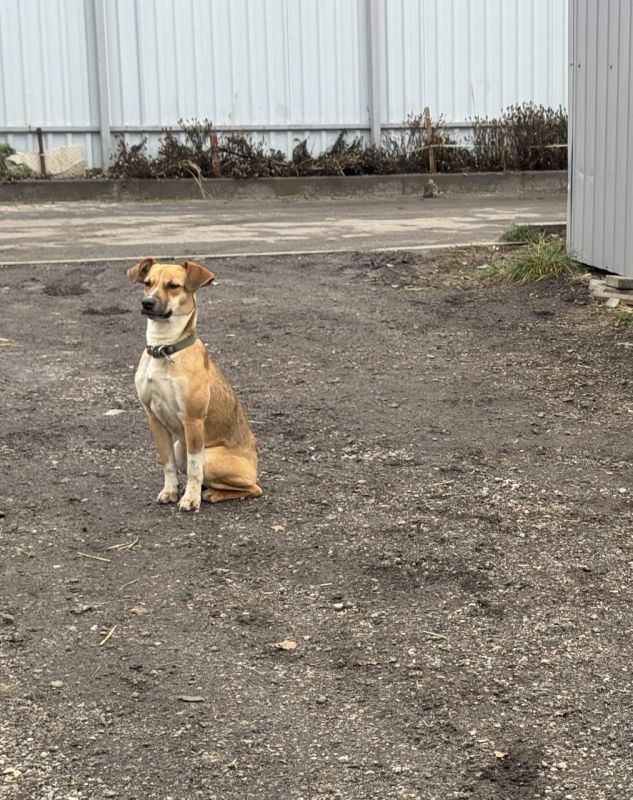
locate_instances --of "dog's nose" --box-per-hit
[141,296,156,310]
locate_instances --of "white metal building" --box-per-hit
[568,0,633,277]
[0,0,568,169]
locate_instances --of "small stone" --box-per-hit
[1,613,15,624]
[605,297,621,308]
[269,639,298,651]
[104,409,125,416]
[177,695,205,703]
[316,695,328,705]
[50,680,64,689]
[332,602,345,611]
[71,605,93,615]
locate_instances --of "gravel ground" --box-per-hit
[1,247,633,800]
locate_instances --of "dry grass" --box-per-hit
[498,224,544,244]
[479,236,578,285]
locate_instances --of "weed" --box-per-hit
[499,224,544,244]
[486,236,578,285]
[614,308,633,325]
[475,263,506,280]
[0,143,33,180]
[0,143,13,177]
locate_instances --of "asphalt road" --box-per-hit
[0,194,566,265]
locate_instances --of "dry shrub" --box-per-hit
[108,105,567,179]
[219,133,288,178]
[471,103,567,171]
[380,114,471,173]
[109,137,157,178]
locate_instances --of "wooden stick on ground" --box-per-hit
[78,552,111,563]
[99,625,117,646]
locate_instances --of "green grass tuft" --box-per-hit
[498,224,543,244]
[614,308,633,325]
[480,236,578,285]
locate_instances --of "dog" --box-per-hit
[127,257,262,512]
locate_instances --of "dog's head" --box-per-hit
[127,258,215,320]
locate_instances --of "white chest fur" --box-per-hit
[135,355,184,435]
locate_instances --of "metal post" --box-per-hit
[93,0,112,170]
[368,0,382,146]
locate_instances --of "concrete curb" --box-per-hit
[0,171,568,204]
[0,239,553,269]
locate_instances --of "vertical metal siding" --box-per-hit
[105,0,368,126]
[569,0,633,275]
[0,0,100,165]
[382,0,567,125]
[0,0,567,168]
[103,0,369,157]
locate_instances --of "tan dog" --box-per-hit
[127,257,262,512]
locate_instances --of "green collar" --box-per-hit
[146,333,197,359]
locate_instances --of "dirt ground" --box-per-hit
[1,246,633,800]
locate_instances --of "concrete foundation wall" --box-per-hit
[0,172,568,205]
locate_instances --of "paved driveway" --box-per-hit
[0,193,566,265]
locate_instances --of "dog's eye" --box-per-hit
[143,280,151,287]
[166,283,182,290]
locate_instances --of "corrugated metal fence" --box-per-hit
[568,0,633,276]
[0,0,568,168]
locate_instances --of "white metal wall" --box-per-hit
[568,0,633,276]
[0,0,102,164]
[104,0,370,156]
[0,0,568,168]
[381,0,568,127]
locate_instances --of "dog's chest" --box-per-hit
[135,356,183,432]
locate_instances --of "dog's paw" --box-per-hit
[178,494,200,513]
[157,487,179,504]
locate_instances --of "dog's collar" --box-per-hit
[146,333,197,359]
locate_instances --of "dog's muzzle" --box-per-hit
[141,296,172,319]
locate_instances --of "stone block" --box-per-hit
[605,274,633,290]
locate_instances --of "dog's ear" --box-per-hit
[181,261,215,291]
[127,257,156,284]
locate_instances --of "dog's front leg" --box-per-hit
[178,419,205,512]
[144,406,179,504]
